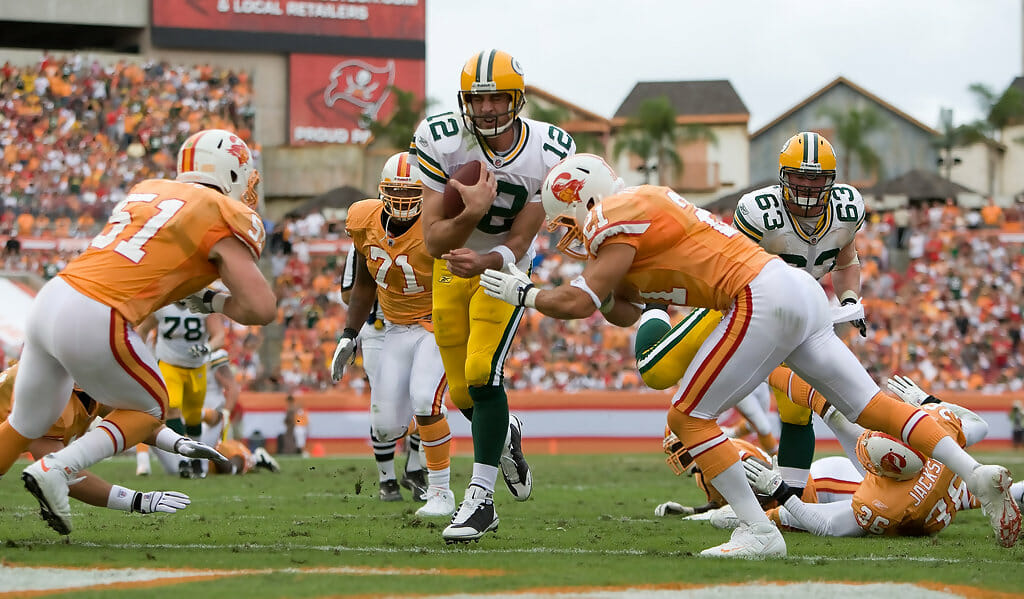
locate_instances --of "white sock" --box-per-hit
[377,460,396,482]
[930,436,981,480]
[709,461,771,524]
[469,463,499,494]
[50,428,116,472]
[428,467,451,490]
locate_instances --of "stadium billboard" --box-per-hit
[151,0,425,55]
[288,53,424,145]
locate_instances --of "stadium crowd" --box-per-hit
[2,56,1022,397]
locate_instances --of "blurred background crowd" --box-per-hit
[3,57,1023,397]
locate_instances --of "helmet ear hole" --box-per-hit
[230,171,238,183]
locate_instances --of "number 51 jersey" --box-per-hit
[732,184,865,281]
[411,113,575,265]
[60,179,266,325]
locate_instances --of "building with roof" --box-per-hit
[749,77,940,190]
[611,80,750,203]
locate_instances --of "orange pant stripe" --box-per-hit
[109,310,167,418]
[674,286,753,413]
[432,375,448,417]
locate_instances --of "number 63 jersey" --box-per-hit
[732,184,865,281]
[60,179,266,325]
[412,113,574,265]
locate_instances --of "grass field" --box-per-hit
[2,450,1024,598]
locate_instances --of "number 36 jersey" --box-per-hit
[411,113,575,265]
[60,179,266,325]
[732,184,864,281]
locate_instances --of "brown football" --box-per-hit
[442,161,483,218]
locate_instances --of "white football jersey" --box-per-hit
[412,113,575,265]
[153,302,211,368]
[732,184,865,281]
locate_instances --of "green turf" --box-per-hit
[1,451,1023,597]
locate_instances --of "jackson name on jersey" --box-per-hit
[412,113,575,265]
[732,184,865,281]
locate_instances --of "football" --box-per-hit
[442,161,483,218]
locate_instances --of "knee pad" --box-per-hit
[371,424,409,444]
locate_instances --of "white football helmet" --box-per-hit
[541,153,624,260]
[855,430,927,481]
[176,129,260,209]
[379,152,423,220]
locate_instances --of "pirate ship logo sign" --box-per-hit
[324,59,396,122]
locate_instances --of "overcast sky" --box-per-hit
[425,0,1022,132]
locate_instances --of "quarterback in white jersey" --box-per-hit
[413,49,574,543]
[730,132,866,500]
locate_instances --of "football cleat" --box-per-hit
[443,485,498,543]
[190,458,206,479]
[709,505,741,530]
[968,464,1021,548]
[400,468,428,502]
[699,522,786,559]
[500,414,532,501]
[253,447,281,473]
[416,487,456,517]
[378,479,403,502]
[135,458,151,477]
[178,460,193,479]
[22,455,74,535]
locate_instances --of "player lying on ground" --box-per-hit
[0,362,226,517]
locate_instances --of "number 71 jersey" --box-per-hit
[732,184,864,281]
[60,178,265,325]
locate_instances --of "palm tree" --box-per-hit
[932,107,986,181]
[613,96,680,185]
[967,83,1024,143]
[360,86,435,150]
[817,105,887,183]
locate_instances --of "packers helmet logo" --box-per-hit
[227,140,250,166]
[510,57,523,76]
[550,172,584,204]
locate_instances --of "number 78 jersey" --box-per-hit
[412,113,574,260]
[60,178,265,325]
[732,184,864,281]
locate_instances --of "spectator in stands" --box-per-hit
[1011,401,1024,450]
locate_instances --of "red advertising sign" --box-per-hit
[289,53,424,145]
[152,0,425,40]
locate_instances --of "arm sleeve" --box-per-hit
[340,249,357,292]
[777,498,866,537]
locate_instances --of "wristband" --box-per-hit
[107,485,136,511]
[839,290,859,305]
[490,244,516,268]
[155,426,184,453]
[772,481,800,504]
[342,327,359,340]
[521,286,539,309]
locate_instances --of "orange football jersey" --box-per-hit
[851,403,976,536]
[60,179,266,325]
[0,364,99,445]
[583,186,775,311]
[215,439,253,474]
[345,199,432,325]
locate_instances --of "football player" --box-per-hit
[741,375,1024,539]
[480,153,1020,556]
[136,301,226,478]
[412,49,575,541]
[0,361,226,520]
[332,152,456,518]
[339,246,427,502]
[0,129,277,535]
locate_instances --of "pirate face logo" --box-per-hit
[323,59,396,121]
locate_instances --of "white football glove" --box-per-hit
[480,264,536,307]
[330,328,358,383]
[838,291,867,337]
[654,501,694,517]
[183,290,226,314]
[188,343,211,359]
[174,438,229,465]
[134,490,191,514]
[886,374,931,407]
[743,456,784,497]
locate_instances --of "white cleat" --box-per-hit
[968,464,1021,548]
[708,505,740,529]
[135,461,151,476]
[21,454,75,535]
[500,414,532,501]
[253,447,281,473]
[415,487,456,517]
[700,521,786,559]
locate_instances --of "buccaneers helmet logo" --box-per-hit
[879,450,908,476]
[226,139,250,166]
[550,172,584,204]
[324,59,396,121]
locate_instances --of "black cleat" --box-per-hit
[379,479,403,502]
[400,468,428,502]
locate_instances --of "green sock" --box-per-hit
[634,315,672,357]
[166,417,186,435]
[467,385,509,467]
[185,423,202,438]
[778,421,815,470]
